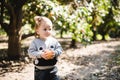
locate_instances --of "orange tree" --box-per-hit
[89,0,120,40]
[52,1,93,47]
[1,0,119,60]
[0,0,58,60]
[23,0,93,48]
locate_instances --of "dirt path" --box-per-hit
[0,40,120,80]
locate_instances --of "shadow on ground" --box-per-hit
[0,46,30,77]
[0,37,120,80]
[59,41,120,80]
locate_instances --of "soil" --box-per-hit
[0,37,120,80]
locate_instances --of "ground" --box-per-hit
[0,37,120,80]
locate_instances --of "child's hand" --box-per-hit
[41,50,55,60]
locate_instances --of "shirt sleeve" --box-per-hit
[28,41,43,59]
[54,40,63,57]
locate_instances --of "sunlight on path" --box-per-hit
[57,41,120,79]
[0,40,120,80]
[0,64,34,80]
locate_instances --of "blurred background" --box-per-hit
[0,0,120,80]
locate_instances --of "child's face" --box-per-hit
[36,21,52,40]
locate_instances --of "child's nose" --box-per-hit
[46,30,49,33]
[46,30,51,34]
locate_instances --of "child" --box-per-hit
[28,16,63,80]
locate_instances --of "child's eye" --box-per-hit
[44,28,47,31]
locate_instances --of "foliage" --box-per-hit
[1,0,120,46]
[22,0,93,45]
[0,28,6,36]
[0,0,120,60]
[91,0,120,40]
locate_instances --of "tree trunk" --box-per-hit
[70,29,77,48]
[70,38,77,48]
[92,28,97,40]
[98,8,113,41]
[1,0,28,60]
[8,33,21,60]
[7,7,22,60]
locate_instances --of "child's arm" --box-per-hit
[53,41,63,57]
[28,41,43,59]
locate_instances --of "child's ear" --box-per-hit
[35,28,39,34]
[36,30,39,34]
